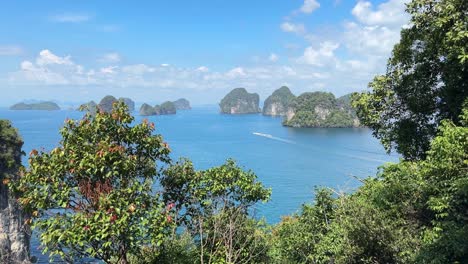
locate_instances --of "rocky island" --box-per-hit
[79,96,135,113]
[283,92,359,128]
[173,98,191,110]
[262,86,296,116]
[219,88,260,114]
[10,101,60,111]
[77,100,98,112]
[139,101,177,116]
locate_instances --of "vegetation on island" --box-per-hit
[139,101,177,116]
[283,92,358,128]
[3,0,467,263]
[10,101,60,111]
[173,98,191,110]
[262,86,296,116]
[219,88,260,114]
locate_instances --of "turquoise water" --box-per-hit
[0,106,398,262]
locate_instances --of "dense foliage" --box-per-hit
[0,120,23,182]
[119,97,135,112]
[160,158,271,264]
[352,0,468,160]
[16,102,173,263]
[219,88,260,114]
[283,92,358,128]
[272,104,468,263]
[10,101,60,111]
[262,86,296,116]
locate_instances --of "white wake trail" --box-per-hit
[252,132,296,144]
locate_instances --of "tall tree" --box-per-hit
[16,102,172,263]
[352,0,467,160]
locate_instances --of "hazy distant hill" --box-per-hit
[10,101,60,111]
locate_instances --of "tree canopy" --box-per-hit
[352,0,468,160]
[17,102,173,263]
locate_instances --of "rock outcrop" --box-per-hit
[283,92,359,128]
[139,101,177,116]
[10,102,60,111]
[77,100,98,112]
[219,88,260,114]
[0,120,31,263]
[173,98,191,110]
[262,86,296,116]
[98,95,118,113]
[140,103,156,116]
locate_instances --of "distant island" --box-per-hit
[10,101,60,111]
[173,98,191,110]
[78,96,135,113]
[139,101,177,116]
[219,88,260,114]
[283,92,360,128]
[263,86,296,116]
[77,100,97,112]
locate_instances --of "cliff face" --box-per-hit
[98,95,118,113]
[173,98,191,110]
[262,86,296,116]
[219,88,260,114]
[283,92,359,128]
[0,120,31,263]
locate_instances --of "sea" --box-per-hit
[0,105,399,262]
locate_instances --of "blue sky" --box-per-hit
[0,0,409,106]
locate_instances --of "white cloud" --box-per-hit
[300,0,320,14]
[344,22,401,56]
[36,50,73,66]
[298,42,339,66]
[50,13,90,23]
[352,0,409,27]
[161,63,170,67]
[98,53,121,63]
[0,45,23,56]
[197,66,209,72]
[280,22,306,35]
[226,67,247,78]
[269,53,279,62]
[100,66,118,74]
[121,64,156,75]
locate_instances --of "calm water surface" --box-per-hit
[0,106,399,262]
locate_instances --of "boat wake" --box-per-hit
[252,132,296,144]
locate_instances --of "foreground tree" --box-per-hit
[16,102,172,263]
[161,158,271,264]
[352,0,468,160]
